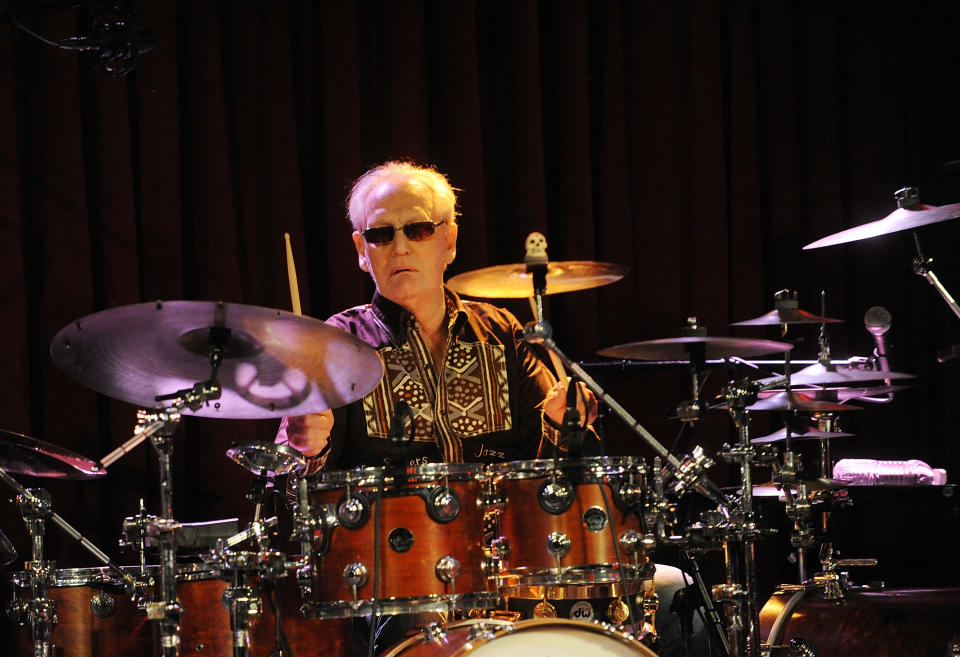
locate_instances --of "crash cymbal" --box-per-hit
[50,301,384,419]
[226,441,305,477]
[0,430,105,479]
[757,362,916,387]
[447,260,626,298]
[745,390,858,412]
[751,426,854,444]
[804,199,960,250]
[598,336,792,361]
[751,478,848,498]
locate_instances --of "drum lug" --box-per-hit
[785,637,817,657]
[435,555,462,588]
[546,531,571,561]
[89,590,117,619]
[426,486,461,524]
[336,492,370,530]
[343,561,369,599]
[538,478,575,515]
[420,622,449,645]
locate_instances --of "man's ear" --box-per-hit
[445,223,458,265]
[352,231,369,272]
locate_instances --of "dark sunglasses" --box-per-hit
[362,219,446,245]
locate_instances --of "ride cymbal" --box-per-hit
[50,301,384,419]
[447,260,626,298]
[598,336,792,361]
[0,430,105,479]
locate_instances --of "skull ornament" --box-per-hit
[525,232,548,261]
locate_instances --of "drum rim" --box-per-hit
[309,462,487,488]
[487,457,644,479]
[381,617,652,657]
[302,591,500,619]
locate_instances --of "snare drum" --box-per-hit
[381,617,657,657]
[488,457,648,584]
[760,587,960,656]
[305,463,497,617]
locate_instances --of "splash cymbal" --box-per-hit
[50,301,384,419]
[226,441,305,477]
[447,260,626,298]
[0,430,105,479]
[598,336,792,361]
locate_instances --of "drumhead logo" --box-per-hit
[569,601,594,621]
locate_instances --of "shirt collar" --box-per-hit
[371,286,468,343]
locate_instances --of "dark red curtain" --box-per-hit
[1,0,959,574]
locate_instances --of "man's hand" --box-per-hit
[276,409,334,457]
[543,378,598,428]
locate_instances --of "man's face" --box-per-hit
[352,178,457,310]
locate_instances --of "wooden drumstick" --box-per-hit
[528,296,567,382]
[284,232,303,316]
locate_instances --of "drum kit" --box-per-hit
[1,189,960,657]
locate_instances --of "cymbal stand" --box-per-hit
[909,213,960,322]
[713,380,769,657]
[130,380,221,657]
[0,467,137,657]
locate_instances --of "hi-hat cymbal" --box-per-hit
[804,201,960,250]
[745,391,858,412]
[50,301,385,419]
[0,430,106,479]
[757,362,916,387]
[598,336,792,361]
[751,426,854,444]
[751,478,848,498]
[447,260,626,298]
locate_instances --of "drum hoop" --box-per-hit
[382,618,650,657]
[303,591,500,619]
[488,457,643,480]
[310,462,485,488]
[765,589,808,645]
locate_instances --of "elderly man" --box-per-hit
[277,161,707,657]
[276,160,587,468]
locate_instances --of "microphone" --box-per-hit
[57,11,155,76]
[388,401,414,469]
[0,529,17,566]
[864,306,892,373]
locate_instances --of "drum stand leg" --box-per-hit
[0,467,141,657]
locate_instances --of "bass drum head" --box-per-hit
[760,587,960,657]
[382,618,656,657]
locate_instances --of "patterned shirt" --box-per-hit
[278,287,559,472]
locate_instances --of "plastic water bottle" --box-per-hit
[833,458,948,486]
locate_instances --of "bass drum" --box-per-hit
[760,587,960,657]
[381,618,656,657]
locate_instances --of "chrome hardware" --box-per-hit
[435,556,462,587]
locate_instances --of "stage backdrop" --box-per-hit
[1,1,959,577]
